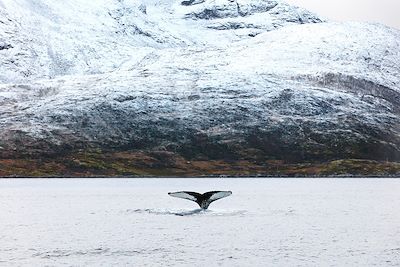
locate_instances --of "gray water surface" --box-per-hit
[0,178,399,266]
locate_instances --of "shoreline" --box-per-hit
[1,158,399,178]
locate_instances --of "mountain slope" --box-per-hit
[0,0,399,176]
[0,0,322,83]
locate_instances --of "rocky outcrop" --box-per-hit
[180,0,322,36]
[184,0,279,19]
[0,42,12,50]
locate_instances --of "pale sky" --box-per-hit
[285,0,400,29]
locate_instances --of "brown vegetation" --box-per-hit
[1,150,399,177]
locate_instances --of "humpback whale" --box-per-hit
[168,191,232,209]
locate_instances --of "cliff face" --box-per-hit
[0,0,399,177]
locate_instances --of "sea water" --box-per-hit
[0,178,399,266]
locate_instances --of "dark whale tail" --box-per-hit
[168,191,232,209]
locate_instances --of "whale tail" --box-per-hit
[168,191,232,209]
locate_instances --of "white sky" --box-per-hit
[285,0,400,29]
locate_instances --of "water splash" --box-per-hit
[126,208,205,216]
[126,208,247,217]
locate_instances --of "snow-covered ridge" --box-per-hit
[0,0,322,83]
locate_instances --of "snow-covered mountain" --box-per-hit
[0,0,321,82]
[0,0,399,176]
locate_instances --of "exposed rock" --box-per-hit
[184,0,279,19]
[181,0,206,6]
[0,42,12,50]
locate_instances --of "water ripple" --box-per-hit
[32,248,167,259]
[33,248,110,259]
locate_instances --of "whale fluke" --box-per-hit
[168,191,232,209]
